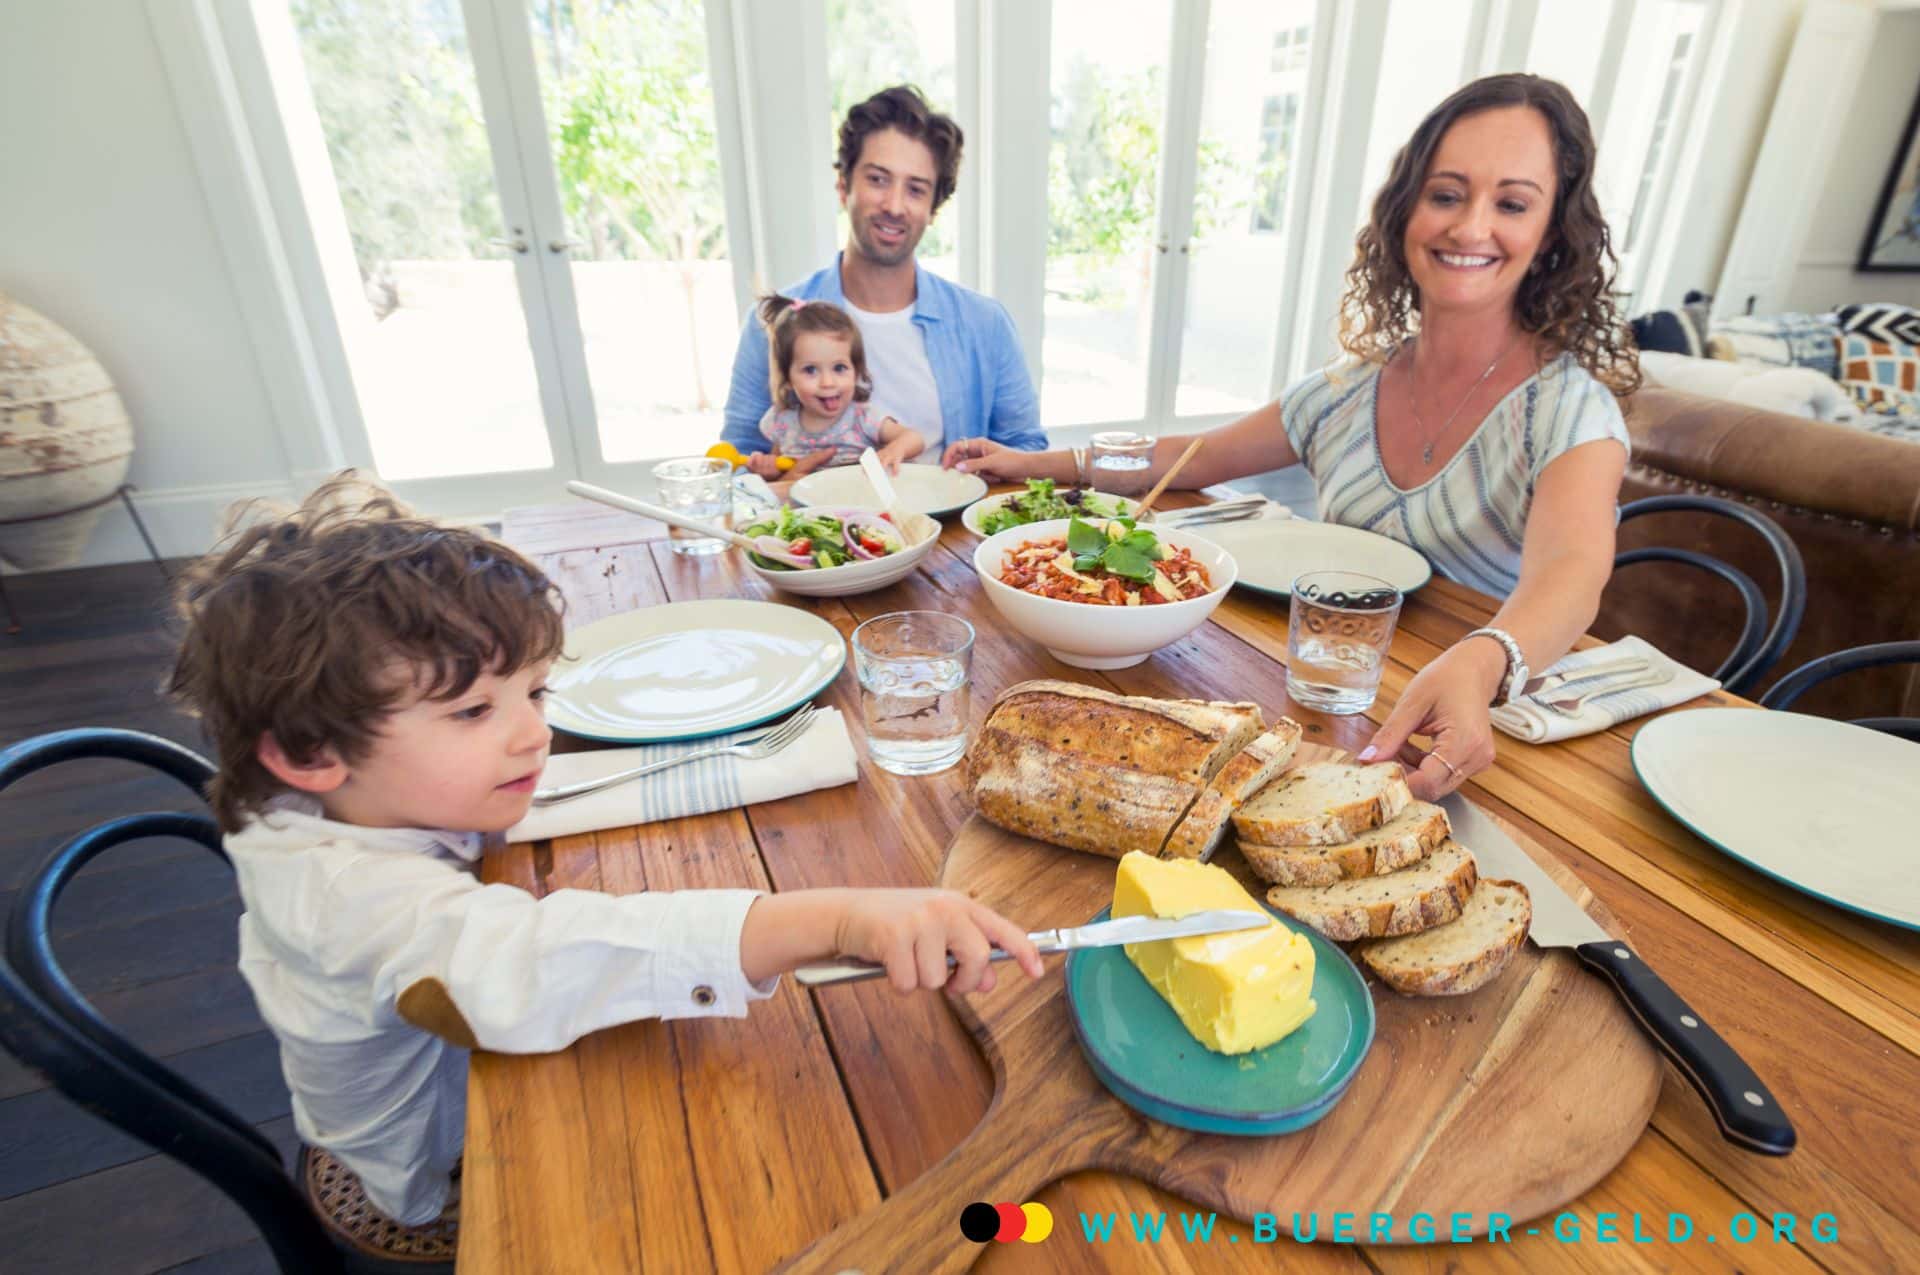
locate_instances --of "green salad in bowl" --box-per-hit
[739,505,907,571]
[967,479,1133,537]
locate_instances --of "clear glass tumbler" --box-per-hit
[851,611,975,776]
[1286,571,1403,715]
[652,457,733,556]
[1088,430,1157,496]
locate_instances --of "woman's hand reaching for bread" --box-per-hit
[1357,639,1507,800]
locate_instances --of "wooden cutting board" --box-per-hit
[783,746,1662,1273]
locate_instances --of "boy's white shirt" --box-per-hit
[226,796,775,1226]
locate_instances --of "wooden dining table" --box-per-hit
[460,491,1920,1275]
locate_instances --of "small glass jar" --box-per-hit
[1087,430,1156,496]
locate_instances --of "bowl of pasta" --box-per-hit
[972,515,1236,669]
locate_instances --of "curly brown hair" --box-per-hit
[167,473,565,832]
[1338,74,1641,398]
[835,84,964,213]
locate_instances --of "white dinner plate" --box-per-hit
[544,600,845,743]
[1196,519,1432,598]
[1631,708,1920,930]
[790,464,989,518]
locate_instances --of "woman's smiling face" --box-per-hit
[1402,105,1558,321]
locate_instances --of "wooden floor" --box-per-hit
[0,561,287,1274]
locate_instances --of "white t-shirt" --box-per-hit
[845,299,943,462]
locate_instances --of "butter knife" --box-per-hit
[1439,793,1795,1155]
[793,909,1272,987]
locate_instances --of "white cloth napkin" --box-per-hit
[1490,636,1719,743]
[508,709,858,843]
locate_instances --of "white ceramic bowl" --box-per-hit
[741,507,942,597]
[972,518,1237,669]
[959,488,1140,538]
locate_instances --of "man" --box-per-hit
[720,85,1047,462]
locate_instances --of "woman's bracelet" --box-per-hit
[1465,627,1529,707]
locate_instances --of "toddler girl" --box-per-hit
[747,294,925,479]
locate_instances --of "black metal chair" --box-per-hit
[0,728,448,1275]
[1614,495,1807,697]
[1759,641,1920,742]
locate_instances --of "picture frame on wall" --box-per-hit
[1858,81,1920,272]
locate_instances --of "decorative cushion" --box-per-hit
[1630,289,1714,357]
[1836,302,1920,348]
[1704,312,1842,378]
[300,1144,459,1265]
[1837,333,1920,419]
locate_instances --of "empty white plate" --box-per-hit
[1632,708,1920,930]
[545,600,845,743]
[1197,519,1432,598]
[790,464,988,518]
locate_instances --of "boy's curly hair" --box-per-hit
[167,473,565,832]
[1338,74,1642,398]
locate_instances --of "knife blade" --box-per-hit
[1438,793,1796,1156]
[793,909,1272,987]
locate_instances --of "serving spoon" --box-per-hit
[858,447,908,522]
[565,480,813,568]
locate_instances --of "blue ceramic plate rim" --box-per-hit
[544,603,846,745]
[1066,905,1377,1127]
[1630,708,1920,933]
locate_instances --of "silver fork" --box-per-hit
[1536,669,1675,717]
[530,704,818,805]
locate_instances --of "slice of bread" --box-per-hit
[1359,877,1532,996]
[1264,840,1478,941]
[1231,761,1413,847]
[985,679,1263,785]
[1160,720,1305,861]
[1238,801,1451,886]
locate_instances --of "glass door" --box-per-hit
[285,0,560,482]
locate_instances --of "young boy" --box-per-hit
[167,476,1040,1242]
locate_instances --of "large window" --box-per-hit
[289,0,551,480]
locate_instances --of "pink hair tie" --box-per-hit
[789,299,807,311]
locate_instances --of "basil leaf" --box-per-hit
[1102,542,1157,583]
[1066,516,1107,556]
[1073,553,1105,574]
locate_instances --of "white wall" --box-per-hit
[0,0,296,570]
[1781,8,1920,312]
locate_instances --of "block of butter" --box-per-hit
[1112,850,1316,1055]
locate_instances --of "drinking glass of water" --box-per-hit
[1089,430,1157,497]
[1286,571,1402,715]
[852,611,974,776]
[652,457,733,557]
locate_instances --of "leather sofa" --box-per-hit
[1596,388,1920,720]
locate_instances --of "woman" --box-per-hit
[944,75,1639,801]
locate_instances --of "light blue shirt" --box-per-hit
[721,254,1047,457]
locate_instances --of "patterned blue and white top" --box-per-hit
[1280,353,1630,597]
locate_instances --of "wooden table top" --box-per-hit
[462,493,1920,1275]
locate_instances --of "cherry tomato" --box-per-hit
[789,537,812,555]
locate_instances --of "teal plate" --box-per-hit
[1066,907,1375,1135]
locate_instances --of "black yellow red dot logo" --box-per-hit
[958,1200,1053,1244]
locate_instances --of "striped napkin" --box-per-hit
[1491,636,1719,743]
[508,709,858,843]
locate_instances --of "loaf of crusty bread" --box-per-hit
[966,727,1202,859]
[1160,721,1303,861]
[984,679,1263,784]
[1264,840,1479,941]
[1237,800,1451,886]
[1359,877,1532,996]
[1231,761,1413,847]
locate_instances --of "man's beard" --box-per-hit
[853,213,919,267]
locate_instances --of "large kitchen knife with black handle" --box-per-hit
[1440,793,1796,1155]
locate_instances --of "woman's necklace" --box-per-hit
[1403,334,1526,465]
